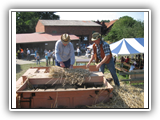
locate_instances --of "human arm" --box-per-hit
[55,41,62,62]
[86,54,94,68]
[96,55,110,69]
[69,43,75,67]
[55,41,64,67]
[95,42,111,69]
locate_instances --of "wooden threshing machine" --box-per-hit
[16,65,113,108]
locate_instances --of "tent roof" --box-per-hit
[110,38,144,55]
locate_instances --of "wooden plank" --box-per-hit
[73,65,98,71]
[123,62,131,67]
[23,68,38,76]
[119,71,144,75]
[38,69,46,73]
[120,78,144,81]
[116,61,130,67]
[25,71,104,85]
[115,66,128,72]
[129,70,144,79]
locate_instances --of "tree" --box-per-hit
[104,16,144,42]
[16,12,59,33]
[101,20,110,22]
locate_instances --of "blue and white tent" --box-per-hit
[110,38,144,56]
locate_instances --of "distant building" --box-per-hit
[102,19,118,35]
[95,19,118,35]
[16,20,101,51]
[16,33,79,51]
[36,20,101,45]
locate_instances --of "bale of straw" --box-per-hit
[49,66,91,86]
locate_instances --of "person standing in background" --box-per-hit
[36,53,40,65]
[20,48,24,59]
[47,50,52,65]
[113,55,116,65]
[52,49,55,65]
[27,48,30,61]
[45,53,48,66]
[17,49,21,59]
[34,49,37,60]
[77,46,81,56]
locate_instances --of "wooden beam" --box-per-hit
[119,71,144,75]
[115,66,128,72]
[120,78,144,81]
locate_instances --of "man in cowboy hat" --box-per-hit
[86,32,120,86]
[55,33,75,68]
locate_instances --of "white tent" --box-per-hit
[110,38,144,56]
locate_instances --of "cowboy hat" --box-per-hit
[61,33,70,44]
[91,32,101,41]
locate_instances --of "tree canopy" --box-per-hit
[103,16,144,42]
[16,12,59,33]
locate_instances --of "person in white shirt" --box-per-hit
[77,47,81,56]
[52,49,55,65]
[129,63,135,72]
[27,48,30,61]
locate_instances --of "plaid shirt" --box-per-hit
[94,40,111,61]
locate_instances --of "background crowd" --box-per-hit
[16,47,55,66]
[119,54,144,71]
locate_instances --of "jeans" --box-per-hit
[55,59,70,68]
[37,59,40,65]
[27,54,30,61]
[21,53,24,59]
[99,57,120,86]
[77,52,80,56]
[52,58,55,65]
[48,57,51,65]
[46,59,48,66]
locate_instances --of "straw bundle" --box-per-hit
[87,78,144,108]
[49,66,91,86]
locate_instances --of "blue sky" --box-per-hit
[55,11,144,21]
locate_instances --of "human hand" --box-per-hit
[70,65,73,69]
[60,62,65,68]
[86,63,90,68]
[96,63,101,70]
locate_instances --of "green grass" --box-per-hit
[16,62,47,81]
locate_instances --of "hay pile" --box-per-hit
[49,66,91,86]
[88,73,144,108]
